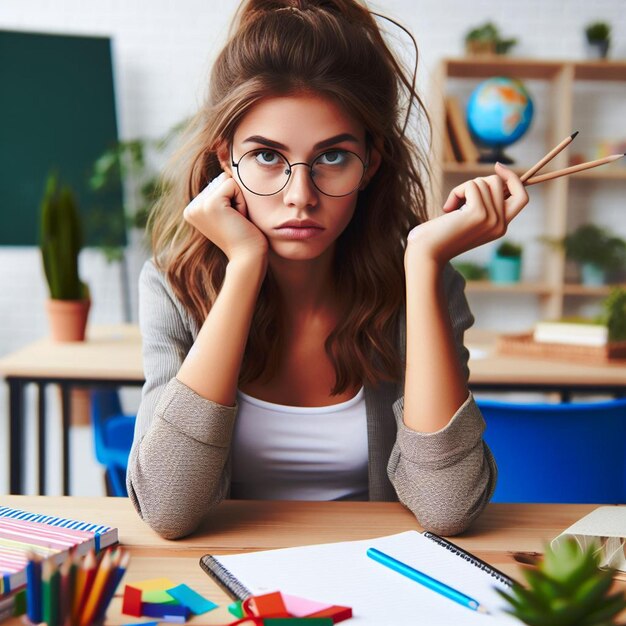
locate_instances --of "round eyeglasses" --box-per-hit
[230,146,369,197]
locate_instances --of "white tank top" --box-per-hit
[231,387,368,501]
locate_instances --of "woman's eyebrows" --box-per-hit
[242,133,359,151]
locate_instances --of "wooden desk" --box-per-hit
[3,325,626,495]
[0,325,143,496]
[3,497,625,625]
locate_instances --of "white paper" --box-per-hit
[551,506,626,572]
[213,531,521,625]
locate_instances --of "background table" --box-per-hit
[0,325,143,496]
[3,325,626,495]
[2,497,625,625]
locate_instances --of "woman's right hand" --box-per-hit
[183,172,269,263]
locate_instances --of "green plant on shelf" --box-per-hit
[498,537,626,626]
[452,261,488,281]
[585,21,611,43]
[601,287,626,342]
[464,22,517,55]
[496,240,523,258]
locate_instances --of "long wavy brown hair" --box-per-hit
[150,0,431,395]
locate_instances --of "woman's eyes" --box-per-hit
[316,150,347,166]
[253,150,283,166]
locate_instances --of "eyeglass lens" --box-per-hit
[236,149,365,196]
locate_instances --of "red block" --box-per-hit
[245,591,290,618]
[308,605,353,623]
[121,585,143,617]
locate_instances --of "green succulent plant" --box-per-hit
[496,240,523,258]
[40,173,89,301]
[585,22,611,43]
[498,537,626,626]
[601,287,626,342]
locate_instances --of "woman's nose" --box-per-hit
[282,164,318,209]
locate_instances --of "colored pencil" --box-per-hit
[94,549,130,622]
[80,549,113,626]
[25,551,42,624]
[72,549,96,622]
[367,547,489,614]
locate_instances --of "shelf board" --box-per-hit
[443,57,564,80]
[465,281,554,294]
[561,283,626,296]
[573,61,626,81]
[443,57,626,82]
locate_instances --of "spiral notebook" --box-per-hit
[200,530,520,625]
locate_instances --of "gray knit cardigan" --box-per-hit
[127,259,497,539]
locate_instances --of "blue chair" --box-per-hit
[477,397,626,503]
[90,388,136,497]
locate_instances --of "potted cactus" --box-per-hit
[585,21,611,59]
[40,173,90,341]
[499,537,626,625]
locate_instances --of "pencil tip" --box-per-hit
[571,131,579,139]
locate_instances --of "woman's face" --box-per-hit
[223,93,380,263]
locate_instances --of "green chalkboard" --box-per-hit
[0,30,125,247]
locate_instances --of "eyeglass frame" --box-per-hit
[230,144,370,197]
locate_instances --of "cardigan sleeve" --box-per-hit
[126,259,236,539]
[387,263,497,536]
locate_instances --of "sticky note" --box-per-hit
[122,622,159,626]
[166,583,217,615]
[282,594,332,617]
[263,617,333,626]
[142,601,190,620]
[122,585,143,617]
[246,591,289,617]
[132,578,176,591]
[309,605,353,623]
[141,589,177,604]
[228,600,245,617]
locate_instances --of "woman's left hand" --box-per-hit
[405,162,529,266]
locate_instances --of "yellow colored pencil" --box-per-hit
[79,550,113,626]
[71,550,95,623]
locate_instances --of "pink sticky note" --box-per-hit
[281,594,333,618]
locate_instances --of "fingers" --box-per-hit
[494,162,529,220]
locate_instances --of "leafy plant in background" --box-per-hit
[585,21,611,43]
[498,537,626,625]
[601,287,626,342]
[496,240,523,258]
[88,119,187,261]
[465,22,518,55]
[453,261,488,281]
[40,173,89,301]
[542,224,626,272]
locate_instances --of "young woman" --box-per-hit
[127,0,528,539]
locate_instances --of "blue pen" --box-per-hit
[366,547,489,614]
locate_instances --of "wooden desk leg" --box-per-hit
[8,378,25,495]
[60,384,72,496]
[37,382,47,495]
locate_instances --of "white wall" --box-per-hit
[1,0,625,494]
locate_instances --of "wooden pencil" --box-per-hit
[520,131,578,183]
[525,153,624,186]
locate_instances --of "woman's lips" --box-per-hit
[274,226,325,240]
[274,220,324,240]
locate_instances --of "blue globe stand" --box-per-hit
[477,145,515,164]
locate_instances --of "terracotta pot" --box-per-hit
[45,299,91,342]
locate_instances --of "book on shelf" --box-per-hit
[533,320,609,346]
[0,506,118,598]
[445,96,479,164]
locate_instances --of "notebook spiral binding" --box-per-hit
[423,531,515,587]
[199,555,253,601]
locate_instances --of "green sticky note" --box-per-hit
[228,600,245,618]
[263,617,333,626]
[141,589,178,604]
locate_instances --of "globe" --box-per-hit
[466,76,534,164]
